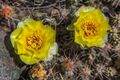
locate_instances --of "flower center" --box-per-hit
[26,32,42,50]
[82,21,97,37]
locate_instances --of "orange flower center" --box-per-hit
[26,32,42,50]
[82,21,97,37]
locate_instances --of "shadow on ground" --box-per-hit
[4,32,25,68]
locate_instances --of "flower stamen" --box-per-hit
[26,32,42,50]
[82,21,97,37]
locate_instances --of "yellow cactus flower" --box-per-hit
[73,6,110,47]
[10,18,57,64]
